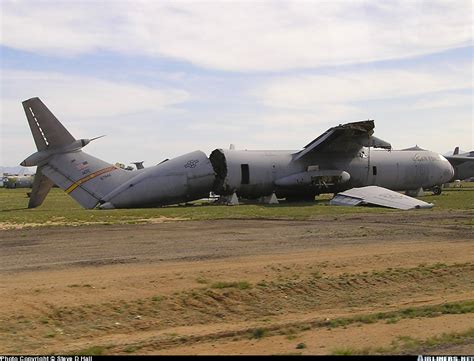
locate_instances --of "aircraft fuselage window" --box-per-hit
[241,164,250,184]
[373,166,377,176]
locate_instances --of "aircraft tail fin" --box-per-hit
[453,146,459,155]
[22,97,76,151]
[22,97,136,209]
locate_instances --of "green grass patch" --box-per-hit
[123,345,138,353]
[322,300,474,330]
[0,188,389,226]
[211,281,252,290]
[6,186,472,227]
[195,277,209,284]
[331,347,363,355]
[329,325,474,357]
[75,345,107,355]
[385,317,400,324]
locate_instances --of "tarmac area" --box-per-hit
[1,206,473,355]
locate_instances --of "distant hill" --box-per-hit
[1,166,36,175]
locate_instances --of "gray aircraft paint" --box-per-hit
[330,186,434,210]
[99,151,214,209]
[445,150,474,181]
[210,122,454,200]
[21,97,215,209]
[21,98,455,209]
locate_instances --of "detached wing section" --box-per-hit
[330,186,433,210]
[294,120,391,161]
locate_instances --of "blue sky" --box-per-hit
[1,0,472,167]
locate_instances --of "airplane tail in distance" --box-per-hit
[454,146,459,155]
[22,97,135,209]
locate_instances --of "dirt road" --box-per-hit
[1,210,473,354]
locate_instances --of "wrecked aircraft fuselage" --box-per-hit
[21,100,454,211]
[210,148,352,200]
[210,147,454,201]
[99,150,215,209]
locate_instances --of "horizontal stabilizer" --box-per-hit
[330,186,433,210]
[28,166,55,208]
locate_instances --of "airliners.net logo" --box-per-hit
[418,356,474,361]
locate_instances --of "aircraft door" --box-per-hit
[241,164,250,185]
[371,165,378,185]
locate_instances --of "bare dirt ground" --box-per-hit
[0,210,473,355]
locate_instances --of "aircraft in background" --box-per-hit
[2,174,35,188]
[445,147,474,181]
[20,97,215,209]
[210,121,454,204]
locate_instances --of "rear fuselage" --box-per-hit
[100,150,215,208]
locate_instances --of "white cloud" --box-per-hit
[257,105,362,127]
[1,0,472,71]
[248,61,473,153]
[1,0,472,165]
[252,63,472,109]
[1,70,189,119]
[412,93,473,110]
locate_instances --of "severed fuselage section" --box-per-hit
[21,97,216,209]
[98,150,215,209]
[209,147,454,201]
